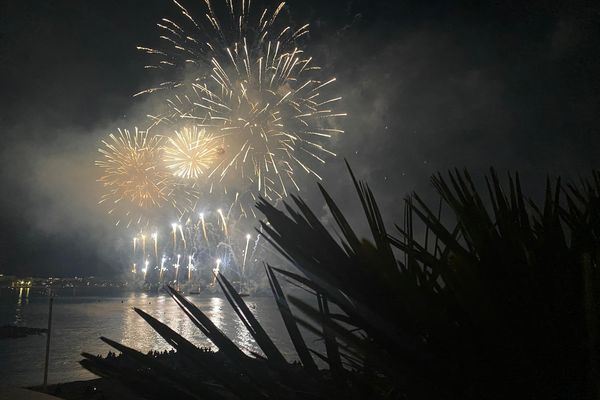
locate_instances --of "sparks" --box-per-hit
[96,127,198,226]
[139,0,344,202]
[162,125,222,180]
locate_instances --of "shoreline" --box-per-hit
[30,378,145,400]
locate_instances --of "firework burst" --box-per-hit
[138,0,345,201]
[96,127,199,226]
[162,125,222,180]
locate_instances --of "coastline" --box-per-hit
[30,378,144,400]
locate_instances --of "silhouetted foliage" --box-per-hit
[82,165,600,399]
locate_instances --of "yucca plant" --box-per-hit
[257,164,600,399]
[82,165,600,399]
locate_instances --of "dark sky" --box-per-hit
[0,0,599,277]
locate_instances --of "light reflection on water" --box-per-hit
[14,288,29,324]
[209,297,224,330]
[0,291,298,386]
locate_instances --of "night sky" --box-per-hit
[0,0,599,277]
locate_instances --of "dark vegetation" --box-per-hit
[0,325,47,339]
[80,165,600,399]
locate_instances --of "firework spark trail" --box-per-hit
[171,223,178,250]
[200,212,208,242]
[211,258,222,286]
[126,200,276,290]
[178,223,187,248]
[242,233,250,277]
[185,207,246,273]
[160,256,166,281]
[137,0,345,204]
[217,208,229,238]
[143,259,149,280]
[174,254,181,282]
[152,232,159,260]
[188,255,194,280]
[141,234,147,258]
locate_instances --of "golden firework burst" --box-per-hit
[162,126,221,180]
[97,128,186,226]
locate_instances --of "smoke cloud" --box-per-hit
[0,0,598,276]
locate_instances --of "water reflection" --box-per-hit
[0,292,295,386]
[118,294,261,354]
[120,293,216,352]
[14,287,30,325]
[208,297,224,330]
[234,301,256,355]
[121,293,167,352]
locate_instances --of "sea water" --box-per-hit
[0,289,298,386]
